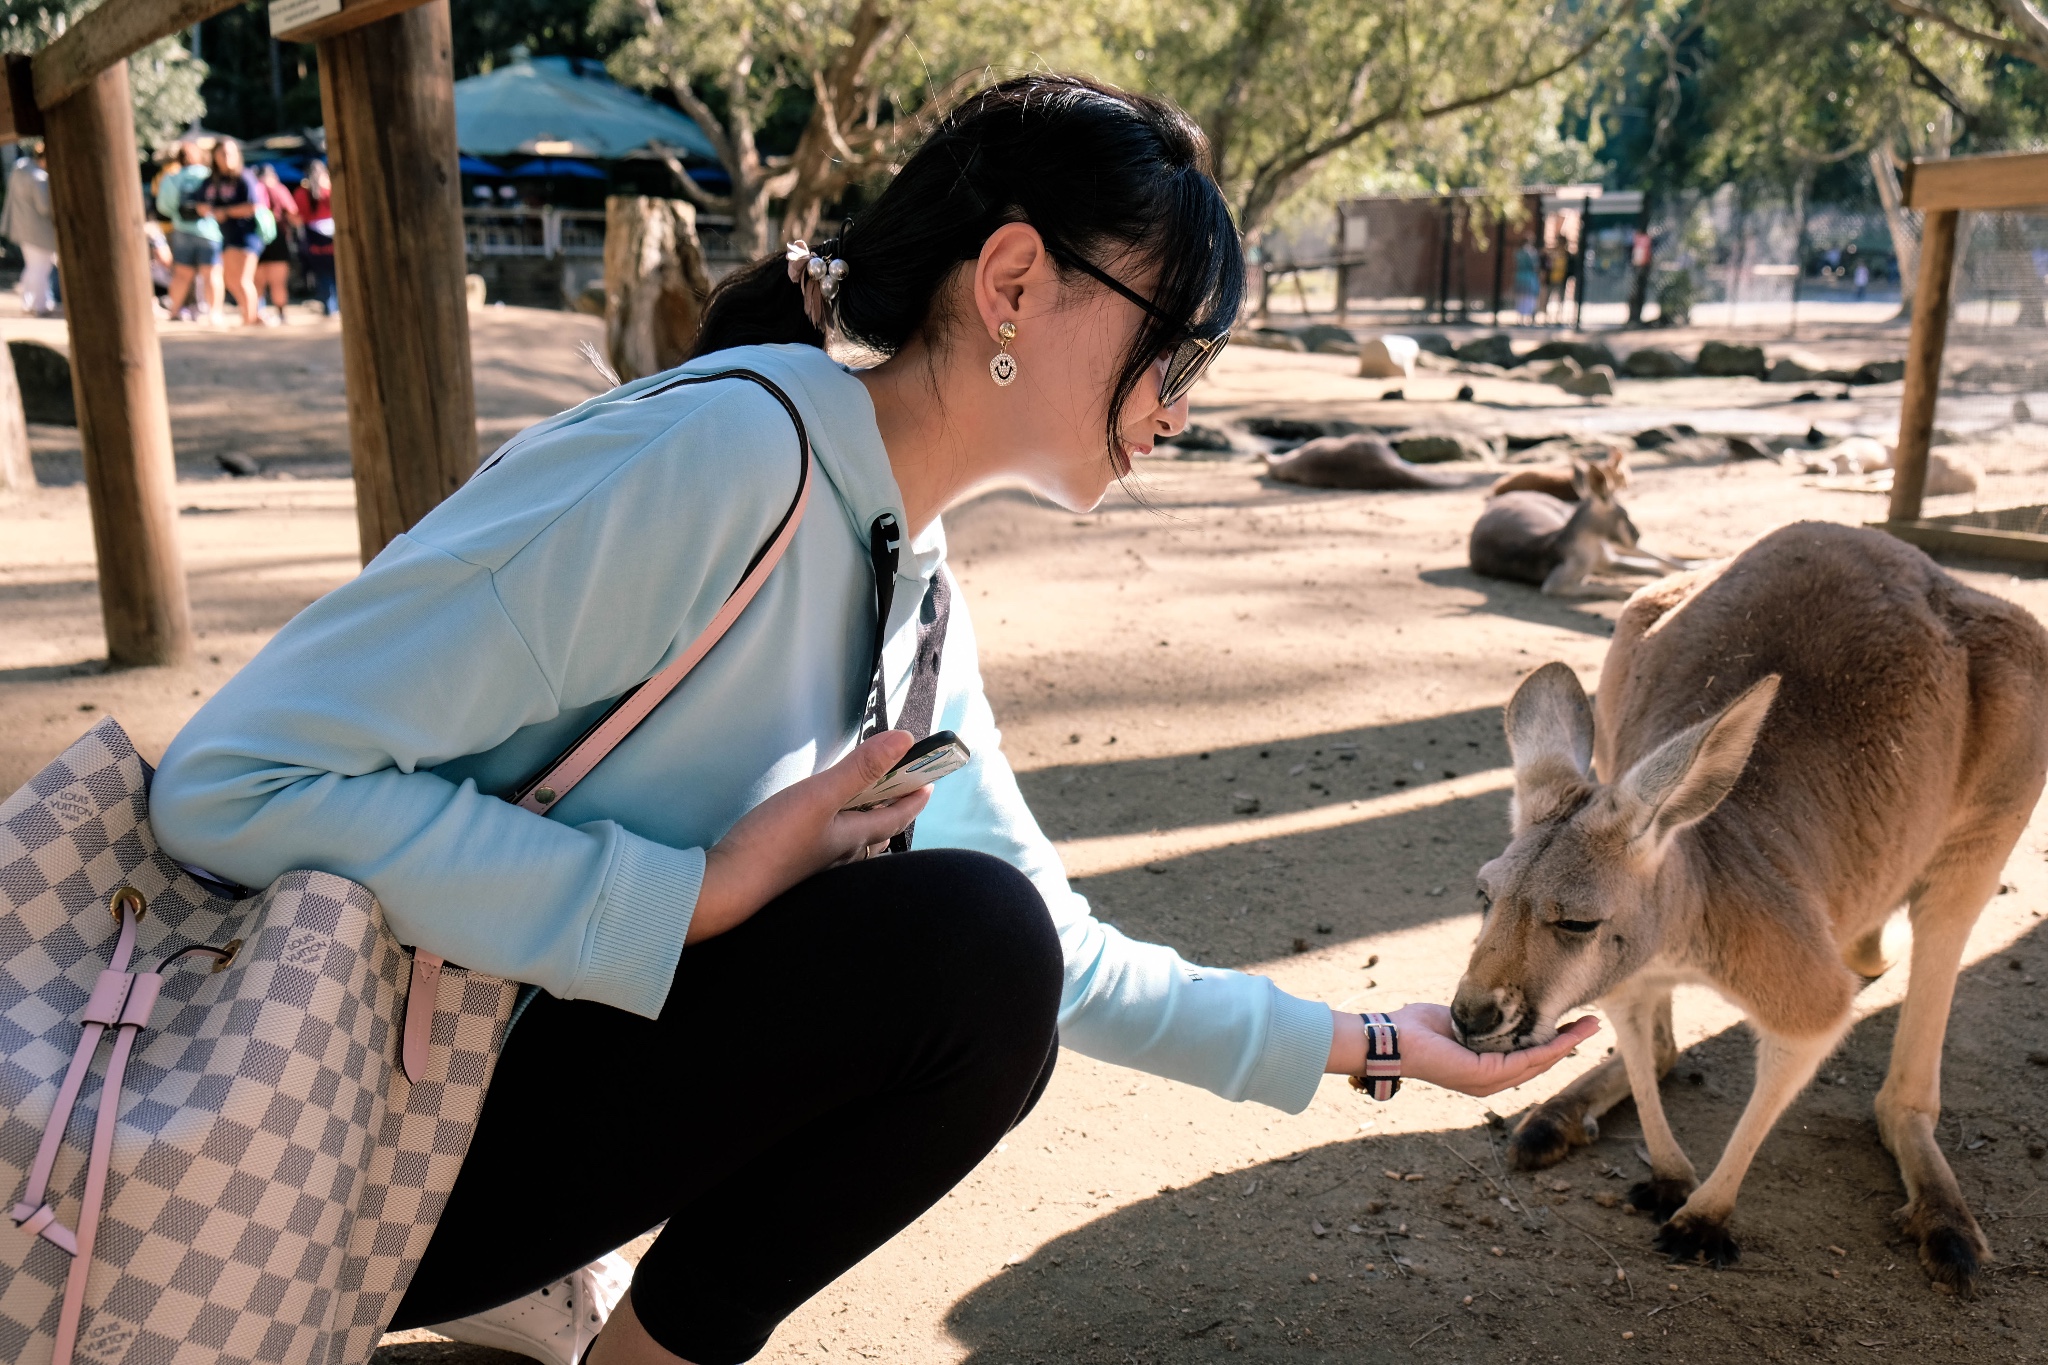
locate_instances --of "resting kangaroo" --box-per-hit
[1451,522,2048,1293]
[1468,462,1694,598]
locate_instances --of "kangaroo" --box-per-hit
[1468,462,1693,598]
[1489,447,1630,501]
[1262,434,1465,490]
[1450,522,2048,1293]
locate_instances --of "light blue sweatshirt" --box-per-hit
[151,344,1335,1112]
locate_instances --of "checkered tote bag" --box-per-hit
[0,718,519,1365]
[0,369,814,1365]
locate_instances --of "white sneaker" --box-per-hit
[426,1251,633,1365]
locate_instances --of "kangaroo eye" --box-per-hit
[1554,919,1601,935]
[1476,888,1494,915]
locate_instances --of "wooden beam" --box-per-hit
[32,0,242,115]
[1887,208,1960,526]
[43,61,191,665]
[1903,151,2048,212]
[317,0,477,562]
[272,0,431,45]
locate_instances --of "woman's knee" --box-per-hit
[890,849,1061,1025]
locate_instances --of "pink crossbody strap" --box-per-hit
[12,892,202,1365]
[401,369,814,1082]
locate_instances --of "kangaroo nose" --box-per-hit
[1452,994,1503,1040]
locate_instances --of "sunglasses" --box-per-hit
[1046,247,1230,408]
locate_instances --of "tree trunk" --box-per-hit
[318,0,478,564]
[0,341,32,493]
[1869,145,1917,317]
[605,195,712,382]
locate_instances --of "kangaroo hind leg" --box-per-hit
[1876,842,2012,1297]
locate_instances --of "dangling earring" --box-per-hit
[990,322,1019,386]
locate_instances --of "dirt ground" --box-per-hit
[4,305,2048,1365]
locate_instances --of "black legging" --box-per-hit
[390,848,1062,1364]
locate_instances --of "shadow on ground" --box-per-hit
[944,919,2048,1364]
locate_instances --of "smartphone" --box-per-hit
[840,730,972,812]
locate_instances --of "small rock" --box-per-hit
[1357,334,1419,378]
[1381,388,1405,401]
[1298,323,1358,355]
[2016,398,2033,422]
[217,451,262,477]
[1725,435,1776,461]
[1232,793,1262,814]
[1634,425,1687,449]
[2029,1140,2046,1159]
[10,340,75,425]
[1456,384,1475,402]
[1766,352,1832,384]
[2027,1051,2048,1067]
[1396,431,1491,464]
[1242,327,1308,352]
[1409,331,1455,357]
[1539,357,1583,386]
[1621,346,1688,379]
[1695,340,1768,378]
[1806,424,1828,447]
[1245,416,1330,441]
[1164,422,1235,452]
[1561,365,1615,397]
[1292,937,1310,954]
[1454,333,1517,368]
[1849,358,1906,385]
[1790,390,1824,403]
[1593,1192,1619,1208]
[1518,339,1617,371]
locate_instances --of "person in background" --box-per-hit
[195,139,263,326]
[1513,240,1540,325]
[294,159,337,316]
[1853,260,1870,301]
[143,219,174,307]
[0,141,58,316]
[158,142,221,322]
[254,163,300,324]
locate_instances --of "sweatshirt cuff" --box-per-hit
[1245,988,1336,1114]
[574,831,702,1018]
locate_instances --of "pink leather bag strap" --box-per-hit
[400,369,814,1082]
[12,891,192,1365]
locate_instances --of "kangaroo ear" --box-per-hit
[1504,663,1594,829]
[1569,462,1590,498]
[1618,674,1780,852]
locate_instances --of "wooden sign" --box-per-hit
[271,0,432,44]
[1903,151,2048,213]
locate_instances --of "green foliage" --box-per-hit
[0,1,206,148]
[1105,0,1628,237]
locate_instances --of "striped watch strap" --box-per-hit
[1349,1011,1401,1101]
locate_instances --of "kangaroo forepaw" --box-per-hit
[1507,1104,1596,1171]
[1625,1178,1694,1219]
[1653,1210,1740,1267]
[1899,1201,1991,1297]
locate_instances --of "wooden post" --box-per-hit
[0,342,33,493]
[317,0,476,563]
[1887,207,1960,525]
[43,61,191,665]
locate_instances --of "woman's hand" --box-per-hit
[688,730,932,945]
[1327,1004,1601,1098]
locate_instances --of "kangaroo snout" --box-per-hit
[1450,984,1516,1048]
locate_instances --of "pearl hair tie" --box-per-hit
[785,240,849,330]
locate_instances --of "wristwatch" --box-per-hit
[1348,1011,1401,1100]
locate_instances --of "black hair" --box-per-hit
[688,74,1243,466]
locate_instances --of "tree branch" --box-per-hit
[1882,0,2032,57]
[1992,0,2048,57]
[1239,2,1624,230]
[645,140,730,212]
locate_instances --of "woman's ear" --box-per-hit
[973,223,1052,341]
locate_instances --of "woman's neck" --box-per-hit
[855,340,1000,539]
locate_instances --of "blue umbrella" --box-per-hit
[455,56,718,162]
[459,155,506,177]
[506,157,607,180]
